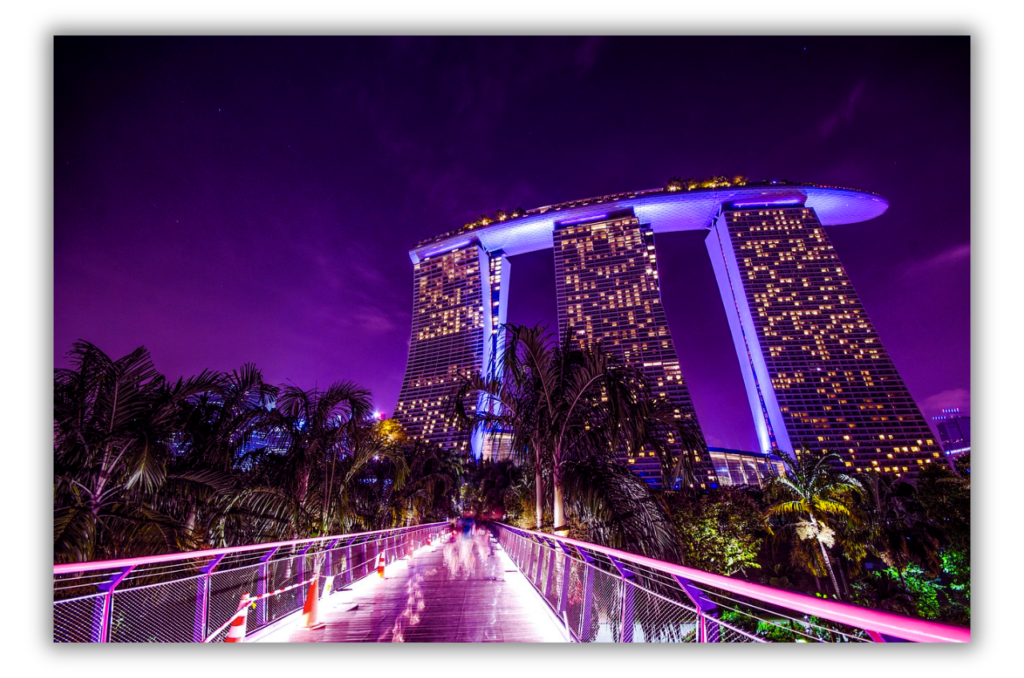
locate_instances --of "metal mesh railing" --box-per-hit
[209,564,261,638]
[109,576,202,642]
[53,523,445,643]
[494,524,968,643]
[53,594,101,643]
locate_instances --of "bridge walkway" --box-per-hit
[255,530,566,643]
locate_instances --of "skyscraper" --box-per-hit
[393,245,510,455]
[553,209,711,488]
[397,179,935,481]
[707,204,942,476]
[933,408,971,456]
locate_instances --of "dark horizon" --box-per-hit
[54,36,970,451]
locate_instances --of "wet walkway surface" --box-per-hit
[257,530,566,643]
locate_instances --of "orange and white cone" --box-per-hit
[427,534,432,547]
[225,594,250,643]
[301,576,325,630]
[377,552,386,578]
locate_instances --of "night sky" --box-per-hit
[54,37,970,451]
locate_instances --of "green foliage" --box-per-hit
[851,565,952,621]
[463,458,531,523]
[667,488,763,575]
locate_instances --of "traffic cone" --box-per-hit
[427,534,432,546]
[224,594,250,643]
[301,576,325,630]
[322,575,335,598]
[377,552,386,578]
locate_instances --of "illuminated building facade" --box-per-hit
[933,408,971,457]
[553,210,711,488]
[393,245,510,455]
[396,180,941,480]
[708,447,786,488]
[706,204,942,476]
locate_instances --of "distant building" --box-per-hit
[708,447,786,488]
[933,408,971,456]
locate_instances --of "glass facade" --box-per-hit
[708,205,942,477]
[708,447,783,488]
[934,408,971,456]
[553,210,712,488]
[394,245,509,455]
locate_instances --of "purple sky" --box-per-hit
[54,37,970,451]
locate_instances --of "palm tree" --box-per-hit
[857,474,941,589]
[764,450,862,599]
[53,341,221,562]
[449,324,551,529]
[450,324,677,557]
[269,381,373,537]
[170,364,278,547]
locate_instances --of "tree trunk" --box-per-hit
[534,465,543,531]
[184,504,198,544]
[837,557,850,598]
[553,484,567,536]
[810,515,843,599]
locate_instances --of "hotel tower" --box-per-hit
[554,210,713,487]
[393,245,510,455]
[707,204,941,474]
[395,180,941,481]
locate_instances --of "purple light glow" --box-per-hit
[730,198,804,208]
[54,37,970,454]
[557,213,608,226]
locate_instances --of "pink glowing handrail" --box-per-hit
[503,526,970,643]
[53,522,449,576]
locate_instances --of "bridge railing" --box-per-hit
[53,522,448,643]
[494,524,970,643]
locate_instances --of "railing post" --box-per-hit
[543,539,557,600]
[91,566,132,643]
[866,630,908,643]
[525,537,537,582]
[576,545,595,641]
[194,554,226,642]
[256,546,279,627]
[674,575,719,642]
[557,543,573,617]
[325,539,340,588]
[297,543,315,608]
[609,555,636,642]
[342,541,352,584]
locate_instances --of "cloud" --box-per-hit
[903,242,970,278]
[921,388,970,419]
[574,38,603,75]
[818,80,867,139]
[921,243,970,269]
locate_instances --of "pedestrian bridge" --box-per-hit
[53,522,969,643]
